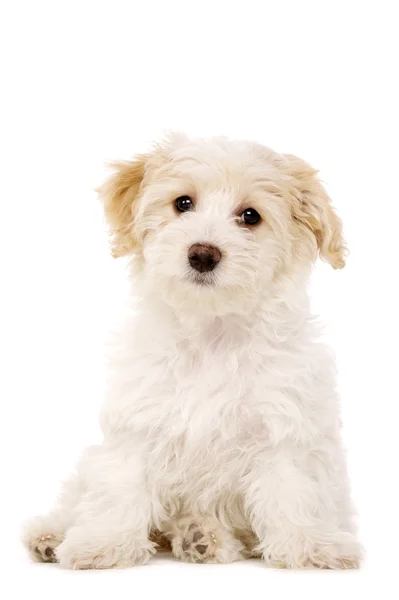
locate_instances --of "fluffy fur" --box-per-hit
[23,134,361,569]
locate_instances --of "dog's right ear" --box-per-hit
[97,157,147,257]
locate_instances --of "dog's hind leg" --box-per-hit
[22,511,70,563]
[22,471,84,563]
[166,516,248,564]
[21,444,102,563]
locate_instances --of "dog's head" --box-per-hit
[98,134,346,316]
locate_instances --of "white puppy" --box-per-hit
[23,134,361,569]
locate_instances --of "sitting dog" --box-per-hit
[23,133,361,569]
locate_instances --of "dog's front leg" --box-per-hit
[245,446,362,569]
[56,441,156,569]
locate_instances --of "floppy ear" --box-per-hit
[97,157,147,257]
[282,154,347,269]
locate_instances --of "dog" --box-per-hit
[23,133,361,569]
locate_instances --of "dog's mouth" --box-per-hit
[187,270,216,287]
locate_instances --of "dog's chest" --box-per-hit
[103,314,316,459]
[125,323,291,444]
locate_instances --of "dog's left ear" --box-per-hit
[281,154,347,269]
[97,157,147,257]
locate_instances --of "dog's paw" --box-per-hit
[263,531,362,570]
[169,517,246,564]
[33,535,60,563]
[178,522,218,563]
[22,516,64,563]
[56,531,156,570]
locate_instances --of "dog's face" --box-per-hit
[99,135,346,316]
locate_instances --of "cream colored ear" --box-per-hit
[97,157,147,257]
[282,154,347,269]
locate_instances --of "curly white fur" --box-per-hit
[23,134,361,569]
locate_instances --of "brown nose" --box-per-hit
[188,243,222,273]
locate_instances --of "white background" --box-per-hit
[1,1,398,598]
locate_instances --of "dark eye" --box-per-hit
[241,208,261,225]
[175,196,193,212]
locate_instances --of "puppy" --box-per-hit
[23,134,361,569]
